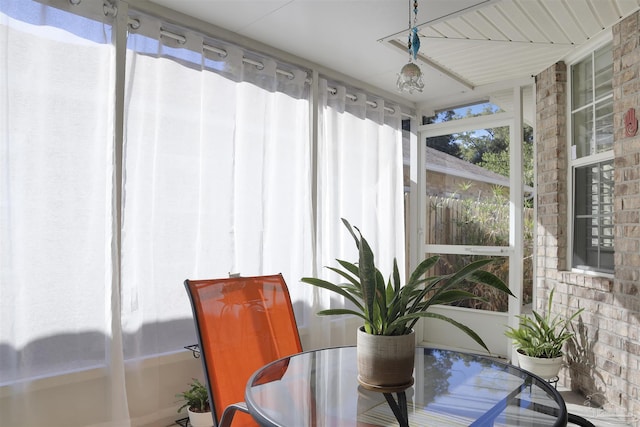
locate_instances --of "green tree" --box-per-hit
[450,105,535,189]
[479,124,534,188]
[424,103,535,189]
[454,105,507,164]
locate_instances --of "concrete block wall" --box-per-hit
[535,12,640,422]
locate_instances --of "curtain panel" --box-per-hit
[308,78,405,350]
[0,0,117,386]
[122,12,314,359]
[0,2,131,426]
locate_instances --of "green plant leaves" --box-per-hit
[299,277,364,311]
[175,378,210,413]
[504,288,584,358]
[300,218,513,346]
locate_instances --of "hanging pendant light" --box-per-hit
[396,0,424,93]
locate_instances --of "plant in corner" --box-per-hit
[176,378,212,427]
[301,218,513,389]
[504,288,584,379]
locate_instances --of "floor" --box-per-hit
[560,387,638,427]
[165,389,639,427]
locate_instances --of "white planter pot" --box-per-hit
[187,408,213,427]
[356,327,415,391]
[515,350,563,380]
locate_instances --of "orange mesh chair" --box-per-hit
[184,274,302,427]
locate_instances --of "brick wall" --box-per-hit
[535,12,640,422]
[536,62,568,274]
[612,11,640,420]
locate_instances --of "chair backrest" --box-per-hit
[184,274,302,427]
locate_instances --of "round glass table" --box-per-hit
[246,346,568,426]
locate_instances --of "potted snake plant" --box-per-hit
[301,218,513,389]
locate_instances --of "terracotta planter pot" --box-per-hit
[187,408,213,427]
[356,327,415,390]
[515,350,563,380]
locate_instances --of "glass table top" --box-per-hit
[246,346,567,427]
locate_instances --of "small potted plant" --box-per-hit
[176,378,212,427]
[301,218,513,389]
[505,288,584,379]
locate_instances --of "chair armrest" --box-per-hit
[218,402,249,427]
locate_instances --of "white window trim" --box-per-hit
[566,39,615,276]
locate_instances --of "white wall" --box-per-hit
[0,352,203,427]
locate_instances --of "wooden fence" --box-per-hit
[426,195,533,246]
[405,194,534,311]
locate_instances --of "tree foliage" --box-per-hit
[423,110,460,157]
[479,129,534,188]
[426,104,534,188]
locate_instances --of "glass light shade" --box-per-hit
[396,62,424,93]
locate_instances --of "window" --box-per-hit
[570,43,614,273]
[573,161,614,272]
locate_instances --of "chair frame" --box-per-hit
[184,279,223,426]
[567,412,596,427]
[184,274,301,427]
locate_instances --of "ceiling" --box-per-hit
[147,0,640,113]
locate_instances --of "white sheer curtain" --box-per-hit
[121,14,313,360]
[308,78,405,349]
[0,1,130,426]
[1,1,405,424]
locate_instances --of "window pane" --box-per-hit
[595,98,613,153]
[594,44,613,100]
[571,43,613,160]
[572,55,592,109]
[572,106,593,158]
[573,161,614,273]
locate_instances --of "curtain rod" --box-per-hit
[148,23,303,81]
[326,87,398,115]
[131,19,412,118]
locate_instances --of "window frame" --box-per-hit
[568,42,615,275]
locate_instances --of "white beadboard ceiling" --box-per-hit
[148,0,640,114]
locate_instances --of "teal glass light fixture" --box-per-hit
[396,0,424,93]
